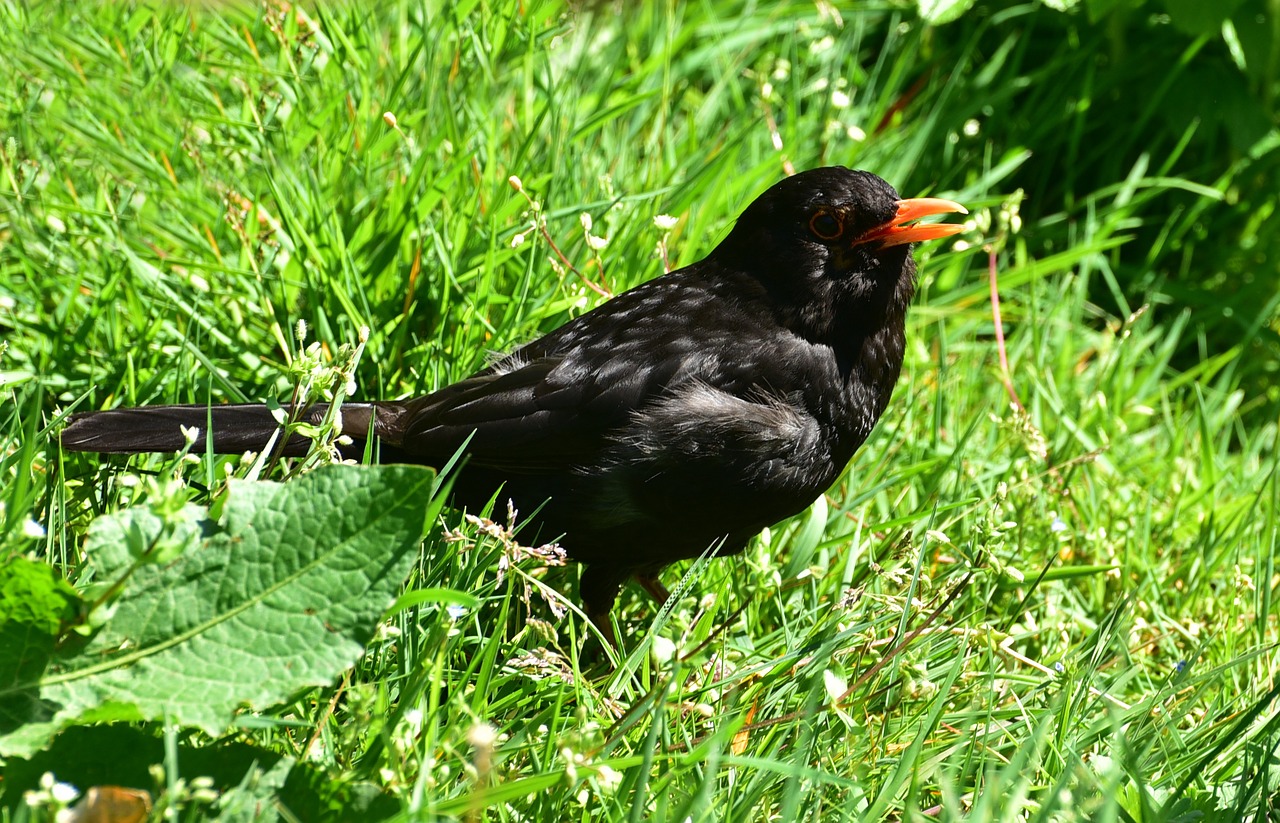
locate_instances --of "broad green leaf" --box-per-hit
[0,557,81,735]
[0,464,433,758]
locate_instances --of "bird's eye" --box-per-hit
[809,211,843,240]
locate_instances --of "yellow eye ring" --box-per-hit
[809,211,843,240]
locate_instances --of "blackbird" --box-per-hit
[61,167,965,637]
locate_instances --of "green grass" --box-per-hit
[2,1,1279,820]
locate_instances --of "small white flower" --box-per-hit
[831,90,850,109]
[809,35,834,54]
[653,214,679,231]
[446,604,467,620]
[963,118,981,137]
[180,425,200,446]
[50,778,78,803]
[189,776,218,803]
[468,722,497,749]
[579,212,593,232]
[585,234,609,251]
[510,232,526,249]
[651,635,677,664]
[925,528,951,545]
[846,124,867,141]
[22,519,46,539]
[822,669,847,701]
[595,764,623,792]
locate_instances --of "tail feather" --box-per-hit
[61,403,351,456]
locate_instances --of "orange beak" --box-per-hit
[853,197,968,248]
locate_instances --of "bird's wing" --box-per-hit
[385,274,716,473]
[390,352,671,474]
[389,270,778,475]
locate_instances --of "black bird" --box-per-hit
[61,167,965,638]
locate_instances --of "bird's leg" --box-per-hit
[633,571,671,605]
[590,614,618,649]
[579,564,626,647]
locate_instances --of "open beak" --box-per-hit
[854,197,968,248]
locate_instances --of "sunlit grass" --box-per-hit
[2,1,1277,820]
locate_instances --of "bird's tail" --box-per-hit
[60,402,392,457]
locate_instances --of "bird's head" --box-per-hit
[717,167,966,314]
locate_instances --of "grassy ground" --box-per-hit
[2,1,1278,820]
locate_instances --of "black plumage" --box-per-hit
[61,167,965,636]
